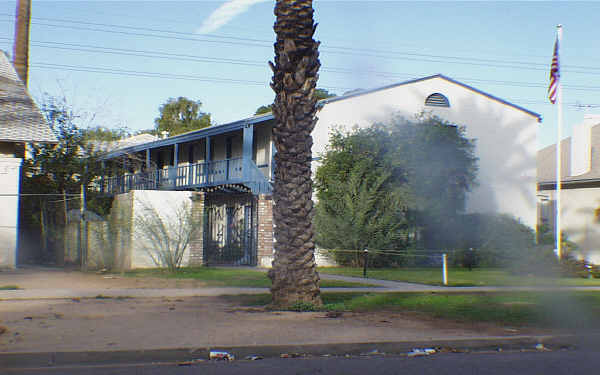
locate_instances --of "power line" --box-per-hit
[2,37,598,93]
[29,62,599,108]
[1,15,599,75]
[30,62,346,92]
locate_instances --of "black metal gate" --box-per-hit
[204,193,257,265]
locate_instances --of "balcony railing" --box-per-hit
[99,158,272,195]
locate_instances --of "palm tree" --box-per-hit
[267,0,322,307]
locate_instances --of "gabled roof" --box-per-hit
[0,52,57,143]
[101,74,541,159]
[320,74,542,122]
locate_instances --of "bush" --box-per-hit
[450,213,536,268]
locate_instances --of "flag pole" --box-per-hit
[555,24,563,259]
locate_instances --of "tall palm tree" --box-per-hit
[267,0,322,307]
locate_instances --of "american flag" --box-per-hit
[548,37,560,104]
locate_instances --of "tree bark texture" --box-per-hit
[267,0,322,307]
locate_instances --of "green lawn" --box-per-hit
[318,267,600,287]
[0,285,19,290]
[226,291,600,328]
[123,267,378,288]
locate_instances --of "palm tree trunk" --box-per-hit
[267,0,321,307]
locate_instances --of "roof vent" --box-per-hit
[425,93,450,107]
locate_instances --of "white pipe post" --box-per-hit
[556,24,563,260]
[442,253,448,286]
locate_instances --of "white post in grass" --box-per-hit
[442,253,448,286]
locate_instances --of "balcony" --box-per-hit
[99,157,272,195]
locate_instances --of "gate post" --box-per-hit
[189,192,206,266]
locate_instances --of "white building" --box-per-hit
[316,74,541,228]
[538,114,600,264]
[100,74,541,268]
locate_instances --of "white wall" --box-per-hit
[130,190,193,268]
[314,77,538,228]
[543,188,600,264]
[0,157,22,268]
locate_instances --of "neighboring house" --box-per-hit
[537,114,600,264]
[99,74,541,269]
[0,51,57,268]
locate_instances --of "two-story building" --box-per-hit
[99,74,541,269]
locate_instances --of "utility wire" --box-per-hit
[3,13,600,72]
[1,16,599,74]
[29,62,599,107]
[4,37,599,92]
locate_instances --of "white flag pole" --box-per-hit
[556,24,563,260]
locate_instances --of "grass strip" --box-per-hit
[224,291,600,329]
[0,285,19,290]
[122,267,378,288]
[318,267,600,287]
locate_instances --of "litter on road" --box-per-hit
[209,351,234,361]
[407,348,437,357]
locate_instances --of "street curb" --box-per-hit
[0,335,590,369]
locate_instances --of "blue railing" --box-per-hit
[99,157,271,195]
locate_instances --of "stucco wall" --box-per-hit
[130,190,193,269]
[314,77,538,228]
[542,188,600,264]
[0,157,21,268]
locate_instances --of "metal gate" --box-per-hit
[204,193,257,265]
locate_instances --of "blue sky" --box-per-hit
[1,1,598,149]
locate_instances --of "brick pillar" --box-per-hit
[257,194,274,268]
[189,192,205,266]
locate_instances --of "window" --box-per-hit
[425,93,450,107]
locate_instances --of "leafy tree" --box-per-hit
[267,0,322,308]
[254,88,336,115]
[154,97,211,136]
[314,115,478,261]
[255,105,273,115]
[82,126,131,143]
[21,95,105,264]
[390,115,478,249]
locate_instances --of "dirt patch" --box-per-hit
[0,295,555,354]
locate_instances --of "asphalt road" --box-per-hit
[4,350,598,375]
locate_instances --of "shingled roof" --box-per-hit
[0,51,57,143]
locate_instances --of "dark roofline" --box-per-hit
[319,74,542,122]
[100,113,274,160]
[538,178,600,189]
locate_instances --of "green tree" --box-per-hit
[154,97,211,136]
[254,88,336,115]
[267,0,322,307]
[392,115,478,249]
[82,126,131,143]
[314,116,478,259]
[314,125,412,266]
[21,95,105,264]
[255,105,273,115]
